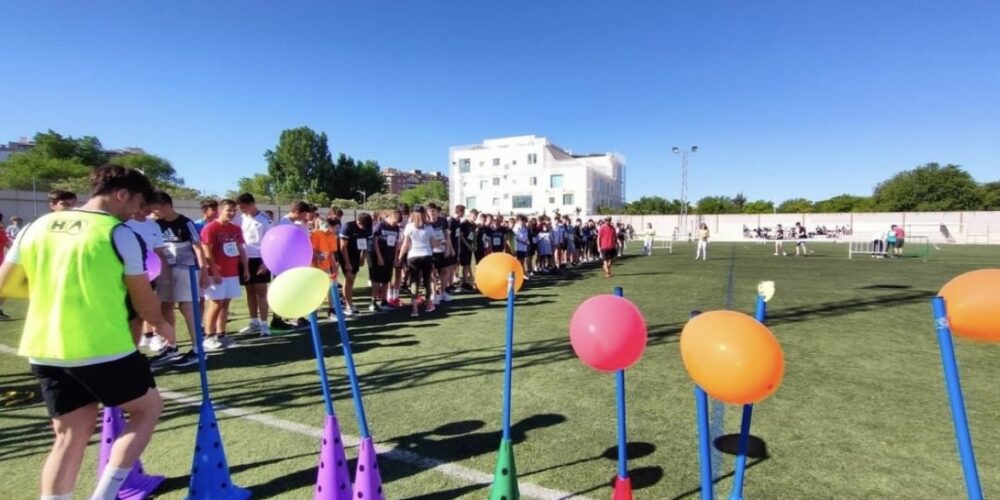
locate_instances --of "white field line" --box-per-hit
[0,343,589,500]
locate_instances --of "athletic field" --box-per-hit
[2,242,998,499]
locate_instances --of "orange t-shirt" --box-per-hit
[311,231,338,271]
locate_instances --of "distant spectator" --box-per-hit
[6,216,23,239]
[48,190,77,212]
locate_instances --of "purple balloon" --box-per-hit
[145,249,162,281]
[261,224,312,276]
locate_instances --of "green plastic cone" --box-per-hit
[489,439,520,500]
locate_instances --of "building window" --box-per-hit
[512,195,532,209]
[528,153,537,165]
[492,177,500,186]
[529,177,537,186]
[493,197,500,206]
[493,158,500,166]
[466,196,477,209]
[480,179,488,189]
[550,174,564,188]
[563,193,574,205]
[548,197,556,204]
[459,158,471,173]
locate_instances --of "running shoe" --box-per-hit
[203,337,225,352]
[258,324,272,337]
[218,335,235,347]
[238,321,260,334]
[149,346,181,366]
[170,350,199,367]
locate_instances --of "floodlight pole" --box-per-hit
[673,146,698,240]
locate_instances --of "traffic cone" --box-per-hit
[612,475,634,500]
[352,437,385,500]
[489,439,519,500]
[186,400,250,500]
[97,406,165,499]
[315,415,352,500]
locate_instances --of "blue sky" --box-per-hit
[2,1,997,203]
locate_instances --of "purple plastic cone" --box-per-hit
[97,407,165,500]
[315,415,353,500]
[352,437,385,500]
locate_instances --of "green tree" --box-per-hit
[980,181,1000,210]
[264,127,335,200]
[742,200,775,214]
[871,163,983,211]
[0,154,89,190]
[695,195,738,214]
[400,181,449,206]
[31,130,108,166]
[110,153,184,186]
[813,194,870,213]
[777,198,814,213]
[621,196,683,214]
[329,198,360,210]
[732,192,747,212]
[366,193,401,210]
[355,160,388,201]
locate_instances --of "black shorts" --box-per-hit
[459,247,473,266]
[516,251,527,259]
[369,264,392,284]
[433,253,456,270]
[341,253,361,274]
[240,258,271,285]
[601,249,616,261]
[31,351,156,417]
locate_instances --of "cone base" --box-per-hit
[489,439,519,500]
[186,486,250,500]
[117,473,166,500]
[352,437,386,500]
[613,476,633,500]
[316,415,353,500]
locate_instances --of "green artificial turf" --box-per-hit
[1,241,999,499]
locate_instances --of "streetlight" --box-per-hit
[672,145,698,240]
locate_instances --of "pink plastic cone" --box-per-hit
[352,437,385,500]
[612,476,633,500]
[98,406,165,500]
[315,415,353,499]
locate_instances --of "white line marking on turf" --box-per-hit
[0,343,588,500]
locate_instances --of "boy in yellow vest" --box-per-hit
[0,166,171,500]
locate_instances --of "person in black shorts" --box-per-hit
[236,193,273,336]
[3,166,169,499]
[474,213,491,263]
[339,212,373,316]
[370,210,401,311]
[426,203,455,302]
[458,208,476,290]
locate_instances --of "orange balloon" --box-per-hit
[680,310,785,405]
[939,269,1000,341]
[475,253,525,300]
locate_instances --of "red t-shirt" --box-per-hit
[0,230,9,264]
[598,224,617,250]
[200,221,244,277]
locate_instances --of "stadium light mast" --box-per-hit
[672,145,698,240]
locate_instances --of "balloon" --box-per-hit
[475,253,525,300]
[939,269,1000,341]
[680,310,784,405]
[145,249,161,281]
[261,225,312,276]
[267,266,331,318]
[569,295,648,372]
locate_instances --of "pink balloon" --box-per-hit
[261,225,312,276]
[145,249,161,281]
[569,295,648,372]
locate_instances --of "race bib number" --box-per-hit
[356,239,368,251]
[222,242,239,257]
[386,234,397,247]
[434,229,445,240]
[493,237,502,246]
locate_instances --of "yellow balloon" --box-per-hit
[475,253,525,300]
[267,266,331,318]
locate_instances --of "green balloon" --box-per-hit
[267,266,330,318]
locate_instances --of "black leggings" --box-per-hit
[407,256,434,296]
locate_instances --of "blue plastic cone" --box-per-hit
[186,400,250,500]
[315,415,352,500]
[97,406,165,499]
[352,437,385,500]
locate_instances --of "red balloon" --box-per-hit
[569,295,648,372]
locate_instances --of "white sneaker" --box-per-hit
[203,337,225,352]
[344,308,356,317]
[368,303,379,313]
[139,334,151,348]
[238,320,260,334]
[148,335,167,353]
[258,324,271,337]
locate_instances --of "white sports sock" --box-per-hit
[91,465,130,500]
[41,494,72,500]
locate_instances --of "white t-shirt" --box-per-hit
[404,224,434,258]
[237,211,272,258]
[125,218,165,250]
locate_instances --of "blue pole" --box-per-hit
[330,283,371,438]
[729,295,767,499]
[932,297,983,500]
[613,286,628,479]
[187,266,211,400]
[501,272,516,441]
[308,312,335,417]
[695,385,714,500]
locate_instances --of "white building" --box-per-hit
[448,135,625,216]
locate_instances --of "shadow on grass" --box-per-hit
[520,441,657,478]
[766,290,934,326]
